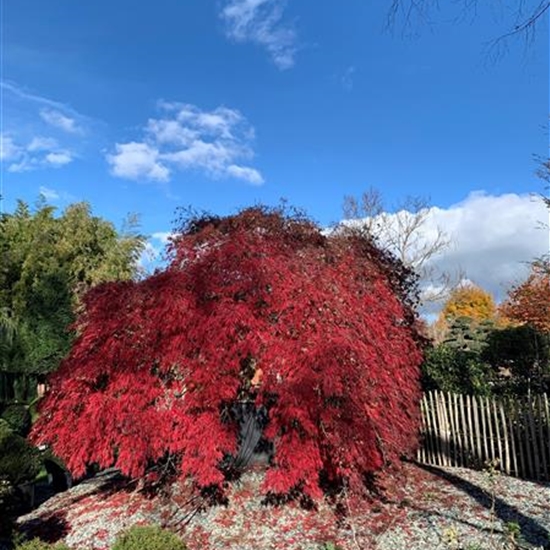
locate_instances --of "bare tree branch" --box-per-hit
[342,188,461,305]
[386,0,549,54]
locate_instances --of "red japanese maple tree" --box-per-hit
[32,206,424,500]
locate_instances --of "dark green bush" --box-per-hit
[421,344,494,396]
[442,316,495,352]
[483,325,550,394]
[112,525,186,550]
[15,539,71,550]
[1,404,32,436]
[0,419,41,487]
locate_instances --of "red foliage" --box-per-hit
[501,266,550,333]
[32,206,424,500]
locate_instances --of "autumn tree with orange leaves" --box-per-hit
[501,267,550,333]
[424,190,550,395]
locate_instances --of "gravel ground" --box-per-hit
[14,463,550,550]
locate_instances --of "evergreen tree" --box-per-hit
[0,200,145,377]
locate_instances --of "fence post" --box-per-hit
[526,396,541,480]
[499,401,510,475]
[506,398,518,477]
[545,394,550,479]
[492,398,503,470]
[536,394,548,479]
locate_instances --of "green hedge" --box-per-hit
[112,525,186,550]
[15,540,71,550]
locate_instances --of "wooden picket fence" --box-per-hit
[417,390,550,481]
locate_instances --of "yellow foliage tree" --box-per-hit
[441,284,497,322]
[430,284,498,343]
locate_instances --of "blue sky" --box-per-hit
[1,0,548,297]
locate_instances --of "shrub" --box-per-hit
[483,325,550,394]
[1,404,32,437]
[421,344,493,395]
[0,419,41,487]
[111,525,186,550]
[15,539,71,550]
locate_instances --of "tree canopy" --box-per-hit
[423,275,550,395]
[0,200,145,375]
[501,266,550,333]
[441,284,497,323]
[33,206,424,500]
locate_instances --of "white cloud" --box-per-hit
[137,242,162,271]
[45,151,73,167]
[137,231,177,273]
[424,192,548,300]
[344,192,548,312]
[7,159,35,173]
[8,157,39,173]
[146,118,197,146]
[107,142,170,182]
[341,66,356,92]
[0,134,22,161]
[5,135,74,173]
[40,109,82,134]
[39,186,60,200]
[37,185,77,203]
[107,101,263,185]
[221,0,297,70]
[152,231,174,244]
[162,141,233,171]
[27,136,59,152]
[226,164,264,185]
[2,81,75,113]
[2,81,89,131]
[0,81,89,174]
